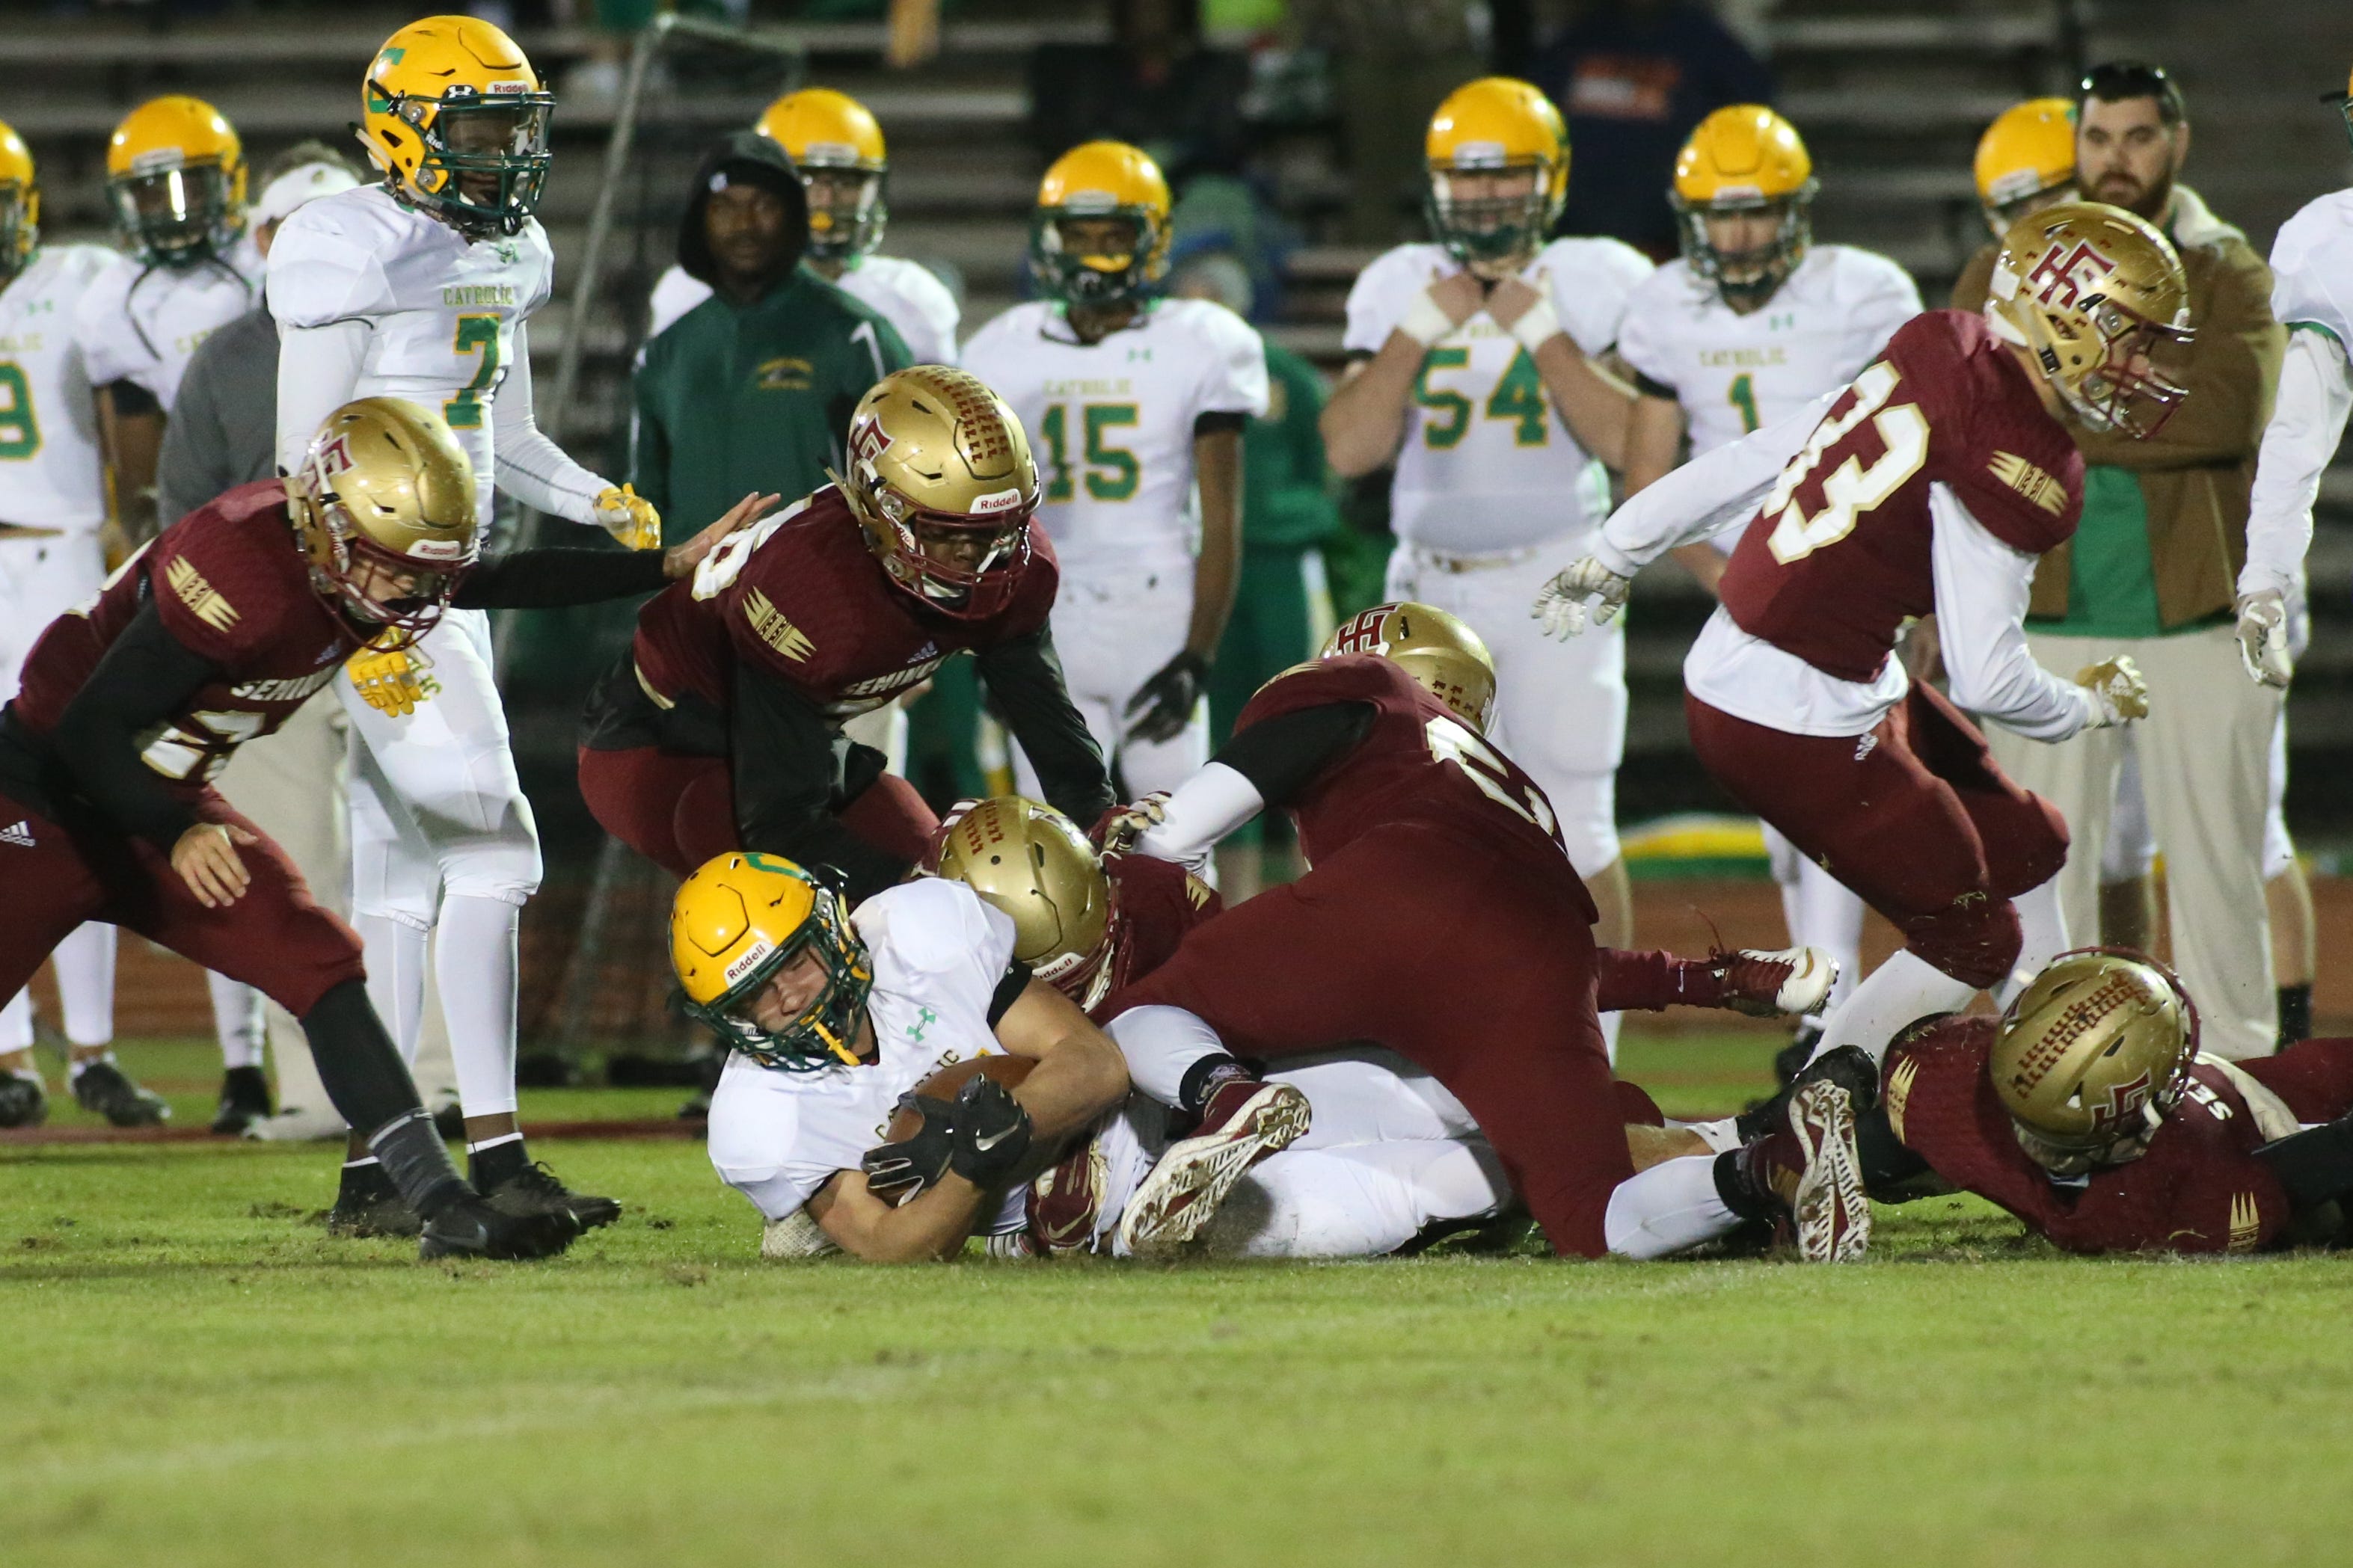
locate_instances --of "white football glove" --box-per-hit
[1531,556,1633,641]
[2234,590,2294,689]
[2075,656,2149,728]
[594,484,663,551]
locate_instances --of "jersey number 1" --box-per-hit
[1761,361,1929,564]
[444,314,503,431]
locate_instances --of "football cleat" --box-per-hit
[242,1101,348,1142]
[71,1059,171,1128]
[327,1161,423,1238]
[1025,1131,1112,1254]
[1788,1079,1871,1264]
[0,1072,48,1129]
[1711,946,1837,1018]
[1117,1079,1310,1256]
[480,1162,622,1232]
[210,1065,273,1136]
[418,1197,583,1261]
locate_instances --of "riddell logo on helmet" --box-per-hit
[723,938,777,989]
[969,488,1024,516]
[2027,240,2117,310]
[408,538,467,562]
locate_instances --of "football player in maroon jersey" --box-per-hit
[578,366,1112,900]
[1085,603,1839,1258]
[0,398,766,1258]
[1736,952,2353,1257]
[1536,203,2192,1095]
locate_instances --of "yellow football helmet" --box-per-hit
[0,117,35,276]
[838,366,1040,621]
[105,96,246,267]
[1671,105,1818,307]
[1425,77,1568,269]
[1029,141,1172,305]
[286,398,479,648]
[361,16,554,238]
[934,798,1120,1012]
[1985,200,2191,438]
[1974,98,2078,238]
[758,87,889,261]
[1991,950,2198,1175]
[2334,64,2353,153]
[672,852,872,1072]
[1322,602,1497,733]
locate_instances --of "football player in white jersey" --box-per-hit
[1319,76,1650,1027]
[675,853,1138,1261]
[0,119,159,1128]
[963,140,1268,802]
[644,87,959,363]
[72,95,263,555]
[1617,106,1921,1057]
[267,16,662,1229]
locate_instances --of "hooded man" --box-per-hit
[631,131,913,547]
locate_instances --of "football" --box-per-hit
[884,1054,1034,1143]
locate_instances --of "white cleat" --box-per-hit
[1117,1080,1311,1257]
[1788,1079,1871,1263]
[1716,945,1838,1018]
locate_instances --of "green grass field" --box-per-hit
[7,1033,2353,1567]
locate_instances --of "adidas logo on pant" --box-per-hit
[0,820,34,848]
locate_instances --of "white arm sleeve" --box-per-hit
[1592,387,1838,575]
[1929,485,2096,743]
[2239,327,2353,600]
[1132,762,1267,870]
[491,324,610,526]
[274,319,370,477]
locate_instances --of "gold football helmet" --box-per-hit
[672,852,872,1072]
[837,366,1040,620]
[1992,949,2198,1175]
[1425,77,1568,270]
[1322,602,1497,732]
[1671,105,1818,307]
[1974,98,2077,238]
[0,117,35,277]
[1985,200,2191,438]
[286,398,479,647]
[105,96,247,267]
[758,87,889,262]
[361,16,553,238]
[1029,141,1173,306]
[934,798,1120,1012]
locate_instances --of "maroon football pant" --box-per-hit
[2243,1039,2353,1122]
[0,787,363,1018]
[1119,820,1633,1257]
[577,744,939,883]
[1686,685,2067,989]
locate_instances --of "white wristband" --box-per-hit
[1509,292,1565,354]
[1397,288,1458,348]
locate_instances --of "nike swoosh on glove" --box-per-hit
[948,1073,1032,1188]
[1531,556,1632,640]
[594,485,663,551]
[2234,591,2293,689]
[2075,656,2150,726]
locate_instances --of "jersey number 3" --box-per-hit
[1761,361,1928,564]
[1425,716,1559,843]
[0,362,40,459]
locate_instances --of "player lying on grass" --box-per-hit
[0,396,770,1259]
[1748,950,2353,1258]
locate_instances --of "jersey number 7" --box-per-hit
[1761,361,1929,565]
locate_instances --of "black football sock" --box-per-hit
[337,1155,400,1203]
[2277,983,2313,1046]
[468,1134,530,1192]
[1176,1054,1254,1117]
[368,1110,471,1221]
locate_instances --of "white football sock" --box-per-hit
[1105,1005,1232,1107]
[0,989,32,1052]
[1600,1009,1622,1066]
[207,972,267,1071]
[2001,876,2070,1009]
[1672,1116,1743,1155]
[355,911,431,1066]
[1604,1154,1742,1259]
[1789,862,1864,1015]
[438,894,521,1118]
[1808,950,1977,1068]
[52,923,117,1046]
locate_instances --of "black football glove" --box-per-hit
[862,1094,957,1202]
[948,1073,1034,1188]
[1123,650,1210,745]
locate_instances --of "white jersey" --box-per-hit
[706,879,1022,1221]
[2242,187,2353,600]
[267,185,555,527]
[0,245,113,534]
[645,253,962,365]
[1343,237,1651,553]
[961,296,1268,581]
[71,235,263,411]
[1617,244,1920,458]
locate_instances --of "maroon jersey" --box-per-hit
[1235,656,1587,911]
[9,481,349,791]
[1717,310,2083,684]
[1096,852,1220,1020]
[629,485,1058,724]
[1879,1019,2353,1255]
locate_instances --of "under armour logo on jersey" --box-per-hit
[1126,347,1153,362]
[0,820,33,848]
[905,1006,937,1043]
[165,556,239,633]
